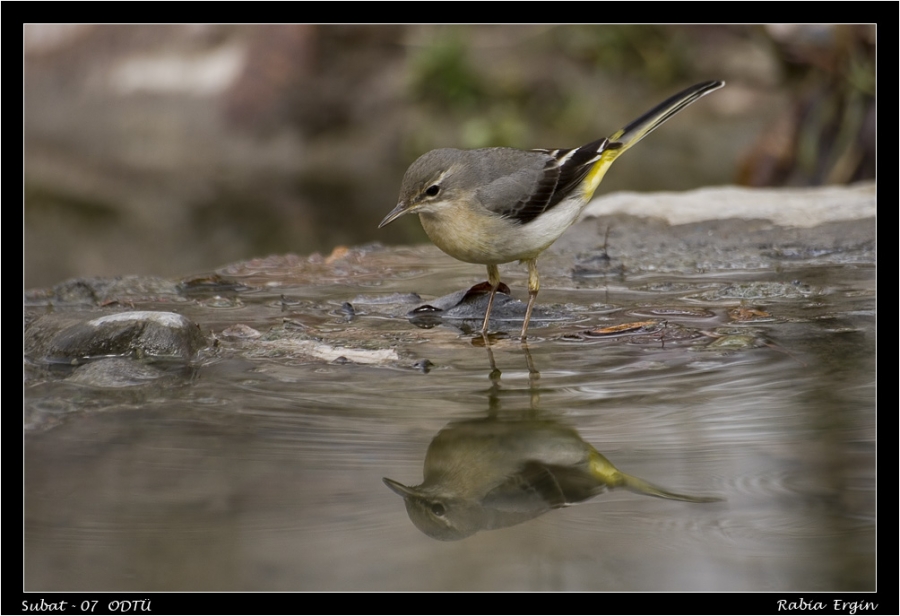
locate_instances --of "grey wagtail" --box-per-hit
[379,80,725,339]
[383,419,722,541]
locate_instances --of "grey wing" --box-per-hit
[482,461,606,512]
[481,462,568,512]
[483,138,611,225]
[475,153,559,224]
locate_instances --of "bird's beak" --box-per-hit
[383,477,419,498]
[378,201,412,228]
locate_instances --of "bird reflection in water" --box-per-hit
[384,340,722,541]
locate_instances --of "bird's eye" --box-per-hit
[430,502,446,516]
[425,184,441,197]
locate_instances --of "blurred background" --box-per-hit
[23,24,875,289]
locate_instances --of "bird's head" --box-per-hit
[379,149,468,228]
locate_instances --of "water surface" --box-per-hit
[24,216,876,591]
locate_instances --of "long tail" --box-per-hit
[609,80,725,151]
[589,450,723,503]
[620,472,723,503]
[582,80,725,198]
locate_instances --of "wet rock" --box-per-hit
[25,311,207,364]
[219,324,263,339]
[407,283,560,329]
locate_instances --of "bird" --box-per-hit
[379,80,725,339]
[383,418,722,541]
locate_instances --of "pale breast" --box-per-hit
[418,194,587,265]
